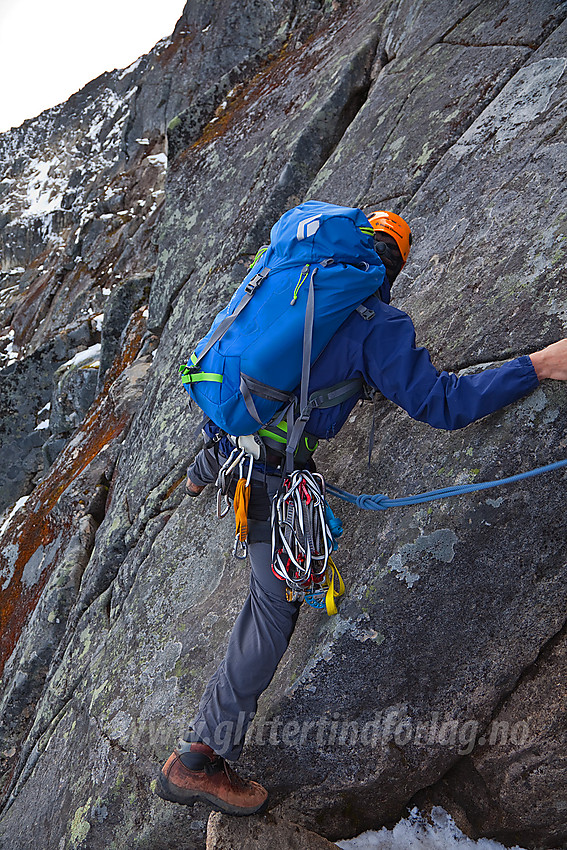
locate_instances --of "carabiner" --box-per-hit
[217,488,231,518]
[245,454,254,487]
[227,448,245,475]
[233,536,248,559]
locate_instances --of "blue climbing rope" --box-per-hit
[326,458,567,511]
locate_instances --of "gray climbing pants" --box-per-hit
[186,447,301,760]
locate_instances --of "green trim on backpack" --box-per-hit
[179,363,223,385]
[258,419,319,462]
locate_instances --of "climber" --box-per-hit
[156,208,567,816]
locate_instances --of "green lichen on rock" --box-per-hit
[69,798,92,848]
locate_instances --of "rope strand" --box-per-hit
[326,458,567,511]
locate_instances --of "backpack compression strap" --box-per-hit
[182,264,299,426]
[239,374,296,426]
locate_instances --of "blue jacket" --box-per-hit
[204,286,539,451]
[305,292,538,438]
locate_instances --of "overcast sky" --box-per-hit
[0,0,186,134]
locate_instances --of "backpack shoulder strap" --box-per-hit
[285,266,318,473]
[284,291,376,472]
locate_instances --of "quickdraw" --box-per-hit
[233,452,254,559]
[215,447,254,558]
[271,469,345,615]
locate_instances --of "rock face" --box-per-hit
[206,811,341,849]
[0,1,567,849]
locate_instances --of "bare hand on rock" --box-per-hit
[530,338,567,381]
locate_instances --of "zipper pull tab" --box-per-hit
[291,264,310,305]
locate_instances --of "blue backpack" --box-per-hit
[180,201,385,469]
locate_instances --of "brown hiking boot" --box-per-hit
[156,741,268,816]
[186,476,206,497]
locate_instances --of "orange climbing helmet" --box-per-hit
[367,210,412,265]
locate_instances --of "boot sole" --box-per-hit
[155,771,268,816]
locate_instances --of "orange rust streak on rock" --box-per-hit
[188,43,293,152]
[101,307,147,393]
[11,272,59,347]
[155,30,196,67]
[0,382,131,677]
[166,476,185,500]
[189,31,326,153]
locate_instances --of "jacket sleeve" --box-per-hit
[363,304,540,430]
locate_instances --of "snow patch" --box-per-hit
[20,157,65,218]
[0,496,30,579]
[0,285,19,312]
[90,313,104,332]
[86,89,126,144]
[154,35,173,53]
[146,153,167,167]
[118,56,143,79]
[61,343,101,370]
[1,329,20,365]
[0,496,29,537]
[337,807,527,850]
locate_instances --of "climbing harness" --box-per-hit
[326,457,567,511]
[210,428,347,613]
[209,446,567,616]
[271,469,345,615]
